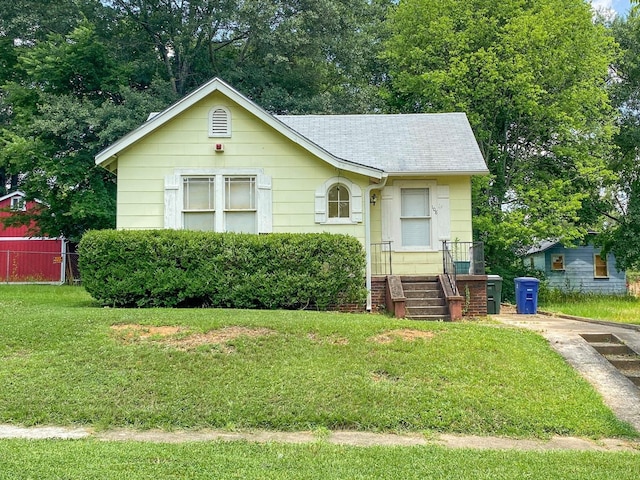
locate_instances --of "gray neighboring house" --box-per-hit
[525,240,626,294]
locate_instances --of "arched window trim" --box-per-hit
[208,106,231,137]
[315,176,362,224]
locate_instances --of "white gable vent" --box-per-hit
[209,106,231,137]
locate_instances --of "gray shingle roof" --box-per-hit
[276,113,488,175]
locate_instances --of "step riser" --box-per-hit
[404,290,442,299]
[406,298,446,307]
[402,283,442,292]
[406,307,449,317]
[593,345,635,355]
[628,376,640,387]
[607,359,640,370]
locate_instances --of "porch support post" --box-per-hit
[364,174,388,311]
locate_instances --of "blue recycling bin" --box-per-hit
[514,277,540,314]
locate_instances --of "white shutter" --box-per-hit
[257,174,272,233]
[164,174,180,229]
[315,187,327,223]
[351,184,363,222]
[436,185,451,241]
[380,186,395,243]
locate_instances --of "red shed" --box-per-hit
[0,191,66,283]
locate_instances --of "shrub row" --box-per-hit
[78,230,367,309]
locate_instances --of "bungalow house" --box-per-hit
[95,78,489,318]
[525,240,626,295]
[0,191,67,283]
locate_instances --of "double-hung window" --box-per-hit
[594,254,609,278]
[400,188,431,248]
[183,177,216,231]
[167,171,270,233]
[225,176,256,233]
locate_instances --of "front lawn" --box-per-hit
[0,439,638,479]
[539,292,640,325]
[0,285,635,439]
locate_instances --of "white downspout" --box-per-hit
[364,174,388,311]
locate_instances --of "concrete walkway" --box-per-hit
[1,309,640,452]
[0,424,638,452]
[493,307,640,434]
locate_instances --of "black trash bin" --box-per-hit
[486,275,503,314]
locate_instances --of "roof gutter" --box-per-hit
[364,173,388,311]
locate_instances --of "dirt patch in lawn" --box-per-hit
[371,329,436,344]
[110,324,275,351]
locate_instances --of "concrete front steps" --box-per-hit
[401,276,449,321]
[581,333,640,388]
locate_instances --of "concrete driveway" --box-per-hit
[493,306,640,433]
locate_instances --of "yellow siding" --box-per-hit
[114,90,477,276]
[116,91,370,243]
[370,176,473,275]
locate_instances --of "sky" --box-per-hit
[591,0,633,16]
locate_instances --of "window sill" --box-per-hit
[322,218,359,225]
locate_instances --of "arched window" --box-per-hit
[314,177,362,224]
[328,183,350,219]
[208,106,231,137]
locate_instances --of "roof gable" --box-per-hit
[95,78,383,179]
[96,77,487,177]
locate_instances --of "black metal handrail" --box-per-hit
[442,242,458,294]
[370,241,392,275]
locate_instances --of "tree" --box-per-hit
[599,9,640,270]
[0,22,176,240]
[108,0,390,112]
[382,0,618,281]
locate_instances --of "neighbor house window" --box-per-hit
[400,188,431,247]
[225,176,256,233]
[208,106,231,137]
[551,254,565,271]
[10,197,25,211]
[183,177,215,231]
[328,183,350,219]
[594,254,609,278]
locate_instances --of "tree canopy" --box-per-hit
[383,0,618,279]
[2,0,640,280]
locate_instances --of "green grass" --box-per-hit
[539,291,640,325]
[0,285,636,439]
[0,439,638,479]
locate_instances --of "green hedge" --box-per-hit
[78,230,367,309]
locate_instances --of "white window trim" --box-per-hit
[315,176,362,224]
[165,169,271,233]
[10,196,26,211]
[208,106,231,138]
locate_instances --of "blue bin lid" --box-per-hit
[514,277,540,284]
